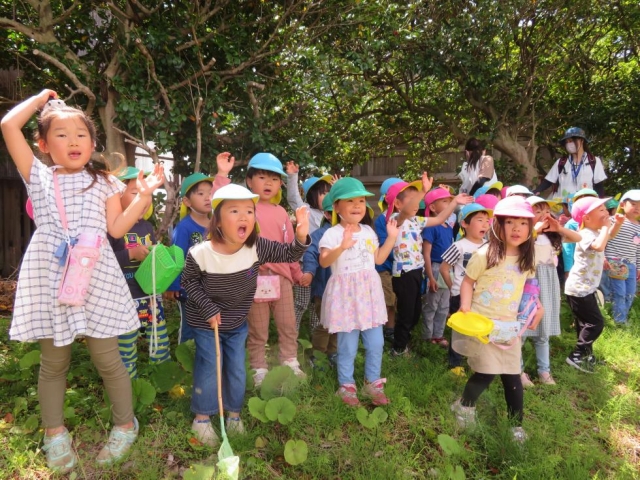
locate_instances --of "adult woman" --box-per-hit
[533,127,607,198]
[458,138,498,195]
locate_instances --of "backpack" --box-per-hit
[552,153,597,194]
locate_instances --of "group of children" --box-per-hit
[3,91,639,473]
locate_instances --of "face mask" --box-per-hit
[565,142,577,154]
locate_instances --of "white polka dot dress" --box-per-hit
[10,158,140,347]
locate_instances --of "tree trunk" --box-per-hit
[492,128,538,185]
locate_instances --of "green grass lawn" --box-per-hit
[0,300,639,480]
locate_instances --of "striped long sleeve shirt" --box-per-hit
[604,217,640,270]
[182,237,309,331]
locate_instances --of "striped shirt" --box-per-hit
[182,237,308,331]
[605,217,640,269]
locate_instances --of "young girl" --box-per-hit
[319,177,399,406]
[604,190,640,326]
[451,196,542,442]
[1,90,164,471]
[521,197,581,387]
[181,184,309,446]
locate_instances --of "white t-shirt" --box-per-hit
[440,238,484,296]
[564,228,604,297]
[458,156,498,194]
[319,224,378,275]
[543,154,607,198]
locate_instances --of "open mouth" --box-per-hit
[238,226,247,238]
[69,151,82,159]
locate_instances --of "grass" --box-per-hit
[0,299,639,480]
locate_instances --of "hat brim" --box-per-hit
[331,203,374,226]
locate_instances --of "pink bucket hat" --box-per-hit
[493,195,535,218]
[571,196,610,225]
[384,180,423,221]
[424,187,453,211]
[475,193,499,211]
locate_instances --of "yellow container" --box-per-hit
[447,312,494,357]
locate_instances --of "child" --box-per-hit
[303,193,337,366]
[108,167,170,378]
[565,196,624,372]
[421,187,457,347]
[604,190,640,326]
[561,189,598,282]
[451,196,542,442]
[285,161,333,330]
[1,90,165,470]
[242,153,305,386]
[181,184,309,446]
[520,196,581,387]
[440,203,493,375]
[319,177,399,406]
[374,177,403,341]
[168,156,233,343]
[385,176,473,356]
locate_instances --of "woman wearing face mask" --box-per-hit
[533,127,607,199]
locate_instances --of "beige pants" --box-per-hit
[39,337,134,428]
[311,297,337,354]
[247,276,298,369]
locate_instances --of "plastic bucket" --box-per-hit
[447,312,494,358]
[134,244,184,295]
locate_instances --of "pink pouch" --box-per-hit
[58,233,102,306]
[254,275,281,303]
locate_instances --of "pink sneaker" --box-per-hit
[362,378,390,406]
[336,384,360,406]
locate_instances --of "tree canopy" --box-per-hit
[1,0,639,206]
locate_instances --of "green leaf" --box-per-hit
[255,436,268,448]
[297,339,312,350]
[23,414,39,433]
[370,407,388,424]
[259,366,298,400]
[151,361,186,393]
[182,463,216,480]
[438,434,463,456]
[13,397,27,416]
[19,350,41,369]
[248,397,269,423]
[63,406,76,419]
[451,465,466,480]
[356,407,378,429]
[175,341,195,373]
[264,397,296,424]
[133,378,157,406]
[284,439,308,466]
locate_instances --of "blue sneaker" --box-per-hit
[43,428,77,473]
[96,417,139,465]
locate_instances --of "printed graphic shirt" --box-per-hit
[565,228,604,297]
[108,219,155,299]
[319,224,378,275]
[392,215,429,276]
[440,238,484,296]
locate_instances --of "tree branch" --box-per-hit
[32,49,96,114]
[247,81,265,119]
[134,38,171,111]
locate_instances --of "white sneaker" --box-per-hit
[253,368,269,388]
[520,372,535,388]
[450,399,477,429]
[191,419,219,447]
[225,416,245,435]
[511,426,528,443]
[282,358,307,379]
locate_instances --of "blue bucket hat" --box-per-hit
[378,177,403,212]
[302,174,333,200]
[247,152,285,204]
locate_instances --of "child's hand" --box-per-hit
[35,89,59,109]
[421,171,433,192]
[285,161,299,175]
[208,313,221,327]
[603,258,610,270]
[294,206,310,242]
[330,174,341,184]
[137,163,165,196]
[544,214,562,232]
[129,245,150,262]
[340,224,357,250]
[614,213,625,224]
[385,217,399,238]
[216,152,235,176]
[300,272,313,287]
[454,193,473,205]
[428,276,438,293]
[458,305,470,313]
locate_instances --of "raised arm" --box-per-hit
[1,89,56,181]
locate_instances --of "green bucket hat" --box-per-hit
[117,166,142,181]
[180,172,215,197]
[330,177,373,201]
